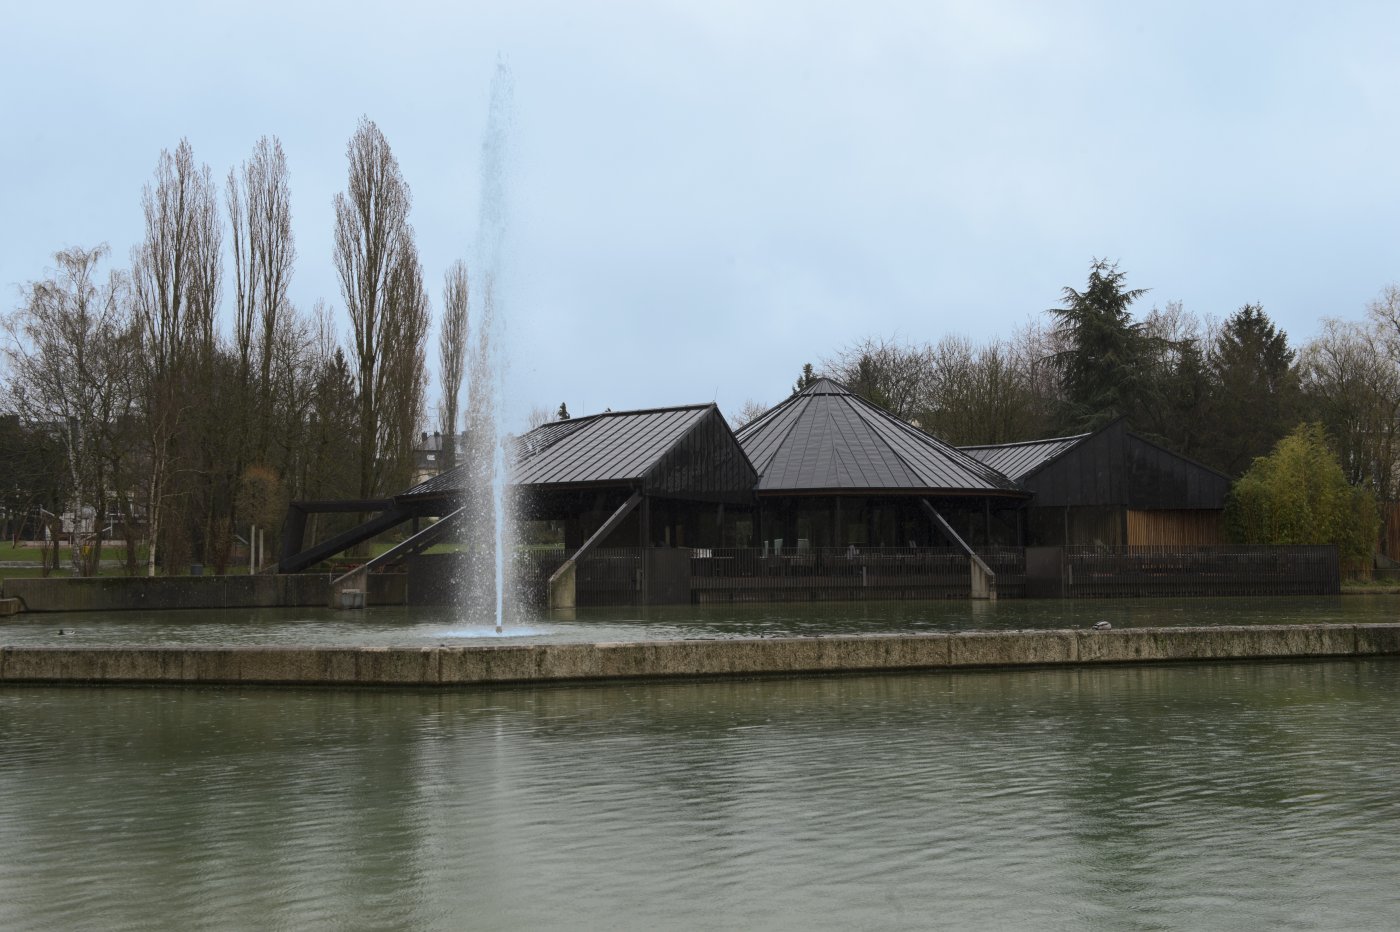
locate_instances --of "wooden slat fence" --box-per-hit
[521,544,1339,605]
[979,546,1026,599]
[690,547,971,602]
[1063,545,1340,597]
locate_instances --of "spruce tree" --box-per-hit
[1201,303,1299,476]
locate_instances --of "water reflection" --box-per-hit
[2,661,1399,930]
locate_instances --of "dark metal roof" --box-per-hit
[734,378,1025,495]
[960,434,1089,482]
[962,420,1231,509]
[514,405,713,486]
[397,464,467,500]
[397,403,757,503]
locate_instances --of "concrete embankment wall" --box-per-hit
[0,575,333,613]
[2,624,1398,688]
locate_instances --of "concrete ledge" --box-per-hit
[949,630,1076,667]
[2,624,1399,688]
[1074,624,1358,663]
[0,575,332,613]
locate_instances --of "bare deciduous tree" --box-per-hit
[333,117,416,499]
[376,233,430,493]
[1302,312,1400,499]
[228,136,296,460]
[131,139,221,575]
[822,336,931,421]
[3,245,135,575]
[438,259,470,469]
[729,399,770,430]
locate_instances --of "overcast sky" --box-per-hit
[5,1,1399,428]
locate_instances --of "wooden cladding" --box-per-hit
[1126,509,1222,547]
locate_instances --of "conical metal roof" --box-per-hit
[735,378,1024,495]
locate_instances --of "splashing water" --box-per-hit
[460,61,516,634]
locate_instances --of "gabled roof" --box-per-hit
[961,419,1232,509]
[513,404,715,486]
[960,433,1090,482]
[734,377,1025,495]
[397,403,757,504]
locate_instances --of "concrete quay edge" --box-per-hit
[1,623,1397,688]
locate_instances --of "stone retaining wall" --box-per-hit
[2,624,1398,688]
[1,575,331,613]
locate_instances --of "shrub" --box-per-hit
[1225,423,1378,573]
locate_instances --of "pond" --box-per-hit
[1,594,1396,648]
[2,660,1398,930]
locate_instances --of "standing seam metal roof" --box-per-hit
[734,377,1024,494]
[398,403,745,500]
[513,405,715,486]
[959,434,1091,482]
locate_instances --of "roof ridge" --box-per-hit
[749,395,813,478]
[842,394,943,487]
[797,376,853,396]
[845,393,1023,490]
[961,432,1092,452]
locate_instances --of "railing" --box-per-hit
[1062,545,1340,597]
[518,543,1340,606]
[519,546,643,607]
[979,546,1026,598]
[574,548,644,606]
[690,547,973,602]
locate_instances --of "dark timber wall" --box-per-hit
[1024,421,1230,511]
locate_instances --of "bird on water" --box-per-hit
[1092,620,1112,630]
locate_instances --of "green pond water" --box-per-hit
[1,594,1396,647]
[2,660,1399,930]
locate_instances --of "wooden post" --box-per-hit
[640,493,651,606]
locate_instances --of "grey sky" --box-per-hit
[5,1,1399,428]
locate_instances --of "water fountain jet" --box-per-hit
[457,60,516,635]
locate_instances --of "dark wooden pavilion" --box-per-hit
[733,378,1029,551]
[278,384,1249,607]
[399,403,757,606]
[961,419,1231,547]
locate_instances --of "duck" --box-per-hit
[1092,620,1112,631]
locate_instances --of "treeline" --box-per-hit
[790,258,1400,499]
[1,119,473,575]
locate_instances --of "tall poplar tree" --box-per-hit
[333,117,425,499]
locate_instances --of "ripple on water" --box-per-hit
[2,661,1400,930]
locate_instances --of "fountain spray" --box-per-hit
[465,60,515,634]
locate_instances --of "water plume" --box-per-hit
[458,60,516,632]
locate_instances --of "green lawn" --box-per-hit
[3,542,144,561]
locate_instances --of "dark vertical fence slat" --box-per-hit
[520,544,1340,605]
[1062,545,1339,597]
[690,547,971,602]
[575,547,644,606]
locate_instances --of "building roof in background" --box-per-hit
[959,433,1090,482]
[962,420,1232,510]
[513,405,715,487]
[397,403,756,503]
[734,378,1025,495]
